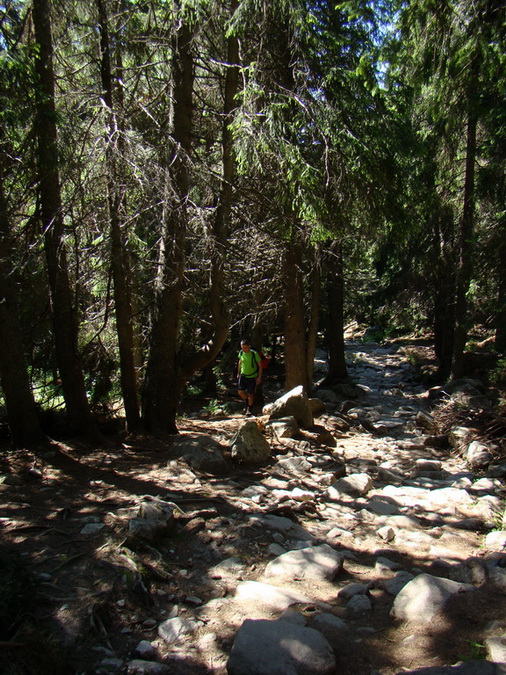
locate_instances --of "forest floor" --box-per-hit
[1,332,506,675]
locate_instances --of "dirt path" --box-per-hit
[1,338,505,674]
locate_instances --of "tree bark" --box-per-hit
[495,224,506,353]
[142,6,239,433]
[97,0,140,431]
[306,247,321,388]
[283,230,309,392]
[451,87,477,380]
[142,18,194,434]
[32,0,100,439]
[323,239,347,383]
[0,157,46,447]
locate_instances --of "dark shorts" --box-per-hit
[238,374,257,394]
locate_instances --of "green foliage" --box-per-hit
[490,358,506,386]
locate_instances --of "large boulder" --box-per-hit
[227,618,336,675]
[230,420,271,464]
[171,434,230,474]
[264,386,314,429]
[390,573,475,624]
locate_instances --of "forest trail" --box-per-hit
[1,338,505,675]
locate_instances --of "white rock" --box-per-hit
[390,573,475,624]
[485,531,506,551]
[263,544,344,582]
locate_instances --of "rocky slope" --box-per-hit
[1,337,505,675]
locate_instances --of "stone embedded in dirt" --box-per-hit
[235,580,314,611]
[126,660,171,674]
[381,571,415,596]
[485,635,506,663]
[230,420,272,464]
[134,640,157,659]
[309,397,328,416]
[227,618,336,675]
[466,440,493,470]
[171,434,230,474]
[157,616,197,645]
[345,594,372,614]
[265,385,314,429]
[448,426,475,451]
[274,456,312,475]
[326,472,373,498]
[390,573,476,624]
[338,582,368,600]
[415,410,437,431]
[485,531,506,551]
[266,416,300,440]
[263,544,344,582]
[315,389,340,404]
[396,661,506,674]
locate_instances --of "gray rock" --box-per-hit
[157,617,196,645]
[382,571,415,596]
[266,386,314,429]
[308,398,327,416]
[327,472,373,498]
[235,581,313,611]
[337,582,368,599]
[485,531,506,551]
[126,659,172,675]
[467,441,493,470]
[126,661,170,675]
[396,662,506,674]
[390,573,475,624]
[346,594,372,613]
[263,544,344,582]
[230,421,272,463]
[267,416,300,440]
[172,434,230,474]
[274,456,312,475]
[485,636,506,663]
[227,618,336,675]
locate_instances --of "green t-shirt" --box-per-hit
[238,349,261,377]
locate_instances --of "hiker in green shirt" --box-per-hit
[237,339,262,416]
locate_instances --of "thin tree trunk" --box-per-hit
[495,225,506,353]
[32,0,99,439]
[323,239,347,383]
[142,20,194,434]
[283,231,309,392]
[97,0,140,431]
[306,248,321,389]
[0,157,46,447]
[451,93,477,380]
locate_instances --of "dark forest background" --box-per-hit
[0,0,504,447]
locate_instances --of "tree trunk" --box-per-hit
[142,7,239,433]
[305,247,321,389]
[323,239,347,383]
[451,92,477,380]
[283,231,309,392]
[97,0,140,431]
[0,158,46,448]
[495,225,506,353]
[32,0,99,439]
[142,18,194,434]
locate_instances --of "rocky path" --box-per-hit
[1,339,506,675]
